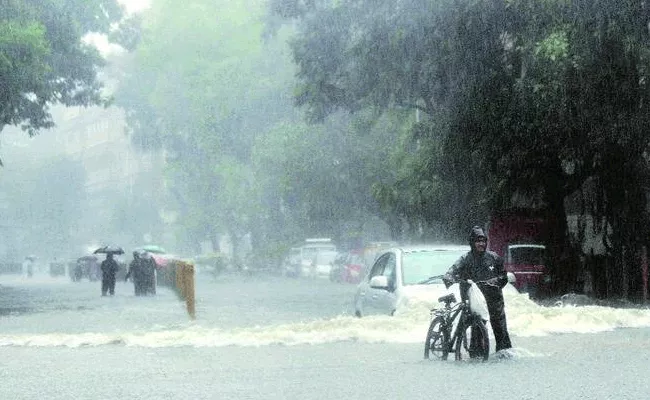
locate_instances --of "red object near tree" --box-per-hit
[487,209,551,297]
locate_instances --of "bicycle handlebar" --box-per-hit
[447,276,500,288]
[475,279,499,288]
[418,274,500,288]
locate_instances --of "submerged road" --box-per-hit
[1,273,649,400]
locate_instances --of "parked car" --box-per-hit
[487,209,551,297]
[504,243,547,297]
[283,238,338,278]
[330,249,365,284]
[353,245,469,317]
[312,249,337,277]
[70,255,100,282]
[193,252,231,276]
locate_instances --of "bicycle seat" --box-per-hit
[438,293,456,305]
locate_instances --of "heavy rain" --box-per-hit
[2,0,650,399]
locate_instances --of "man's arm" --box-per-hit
[443,254,467,287]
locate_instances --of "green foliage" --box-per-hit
[117,0,302,250]
[116,0,650,299]
[278,0,650,297]
[279,0,504,235]
[252,107,406,242]
[534,31,569,62]
[0,0,129,138]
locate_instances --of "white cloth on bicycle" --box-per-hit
[467,280,489,320]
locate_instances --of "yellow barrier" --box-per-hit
[177,261,195,319]
[154,259,196,319]
[164,260,195,320]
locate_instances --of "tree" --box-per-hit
[115,0,302,256]
[449,0,650,297]
[274,0,497,237]
[0,0,131,147]
[252,110,396,245]
[278,0,650,298]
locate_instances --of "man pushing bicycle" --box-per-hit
[444,226,513,357]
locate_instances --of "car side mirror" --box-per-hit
[369,275,389,289]
[507,272,516,284]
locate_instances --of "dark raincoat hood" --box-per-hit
[469,226,487,250]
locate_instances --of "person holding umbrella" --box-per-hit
[100,253,120,296]
[95,246,124,296]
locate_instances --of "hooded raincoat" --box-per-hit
[445,226,513,351]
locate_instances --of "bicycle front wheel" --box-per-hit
[455,316,489,362]
[424,316,449,360]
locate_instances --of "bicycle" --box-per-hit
[423,277,490,362]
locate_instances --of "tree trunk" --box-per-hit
[544,170,579,295]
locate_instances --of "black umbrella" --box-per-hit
[93,245,125,255]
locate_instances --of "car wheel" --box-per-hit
[390,309,396,316]
[355,309,362,318]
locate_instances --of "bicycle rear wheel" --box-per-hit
[455,316,489,362]
[424,316,449,360]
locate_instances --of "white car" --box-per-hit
[354,245,470,317]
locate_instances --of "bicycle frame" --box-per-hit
[427,280,490,359]
[431,280,486,352]
[430,295,467,352]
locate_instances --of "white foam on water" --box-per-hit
[2,277,650,348]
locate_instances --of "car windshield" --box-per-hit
[401,249,467,285]
[302,246,336,261]
[508,245,546,265]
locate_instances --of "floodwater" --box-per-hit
[1,272,650,400]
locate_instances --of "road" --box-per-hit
[1,272,649,399]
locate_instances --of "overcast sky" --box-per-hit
[84,0,152,56]
[119,0,151,14]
